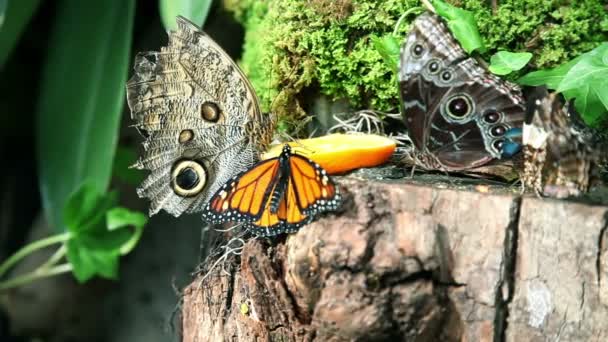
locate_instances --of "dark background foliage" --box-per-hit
[0,1,241,340]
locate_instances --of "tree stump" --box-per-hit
[181,176,608,341]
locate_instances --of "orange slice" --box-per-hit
[261,133,396,175]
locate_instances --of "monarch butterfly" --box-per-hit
[202,144,341,236]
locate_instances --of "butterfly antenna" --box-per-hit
[274,116,314,146]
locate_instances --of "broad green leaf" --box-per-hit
[113,146,144,186]
[0,0,41,68]
[67,240,119,282]
[431,0,485,53]
[63,183,118,234]
[488,51,532,76]
[556,43,608,126]
[63,184,134,283]
[0,0,7,28]
[37,0,135,231]
[566,85,605,126]
[518,56,583,89]
[557,43,608,92]
[520,44,608,126]
[371,34,400,73]
[160,0,213,30]
[106,207,147,255]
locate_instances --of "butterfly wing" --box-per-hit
[246,173,311,236]
[202,157,281,223]
[203,145,341,236]
[523,92,603,197]
[399,13,525,170]
[127,16,274,217]
[288,154,340,214]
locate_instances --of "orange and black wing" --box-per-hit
[203,145,341,237]
[202,157,280,224]
[288,154,340,215]
[244,152,341,236]
[244,172,312,236]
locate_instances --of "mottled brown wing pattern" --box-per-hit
[127,16,275,216]
[398,13,525,171]
[523,92,604,198]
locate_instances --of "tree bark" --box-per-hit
[181,177,608,341]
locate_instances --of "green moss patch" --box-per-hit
[224,0,608,133]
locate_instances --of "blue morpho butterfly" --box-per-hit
[398,13,525,171]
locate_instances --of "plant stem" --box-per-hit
[421,0,435,13]
[0,263,73,291]
[393,7,424,35]
[38,245,67,270]
[0,232,71,277]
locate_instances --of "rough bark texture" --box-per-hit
[181,177,608,342]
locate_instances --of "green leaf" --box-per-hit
[557,43,608,93]
[160,0,213,30]
[517,56,582,89]
[106,207,147,255]
[566,85,606,126]
[519,43,608,127]
[557,43,608,126]
[63,184,138,283]
[0,0,41,68]
[371,34,400,73]
[431,0,485,53]
[113,146,145,186]
[488,51,533,76]
[0,0,7,28]
[37,0,135,232]
[67,240,119,282]
[63,183,118,234]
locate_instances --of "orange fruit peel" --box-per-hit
[262,133,396,175]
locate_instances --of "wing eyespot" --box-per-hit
[412,43,424,57]
[171,160,207,197]
[493,139,504,151]
[426,59,442,75]
[490,125,507,137]
[483,110,501,124]
[200,101,221,122]
[441,70,453,82]
[442,94,475,121]
[178,129,194,143]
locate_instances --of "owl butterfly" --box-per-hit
[126,16,275,217]
[398,13,525,171]
[522,90,605,198]
[202,144,341,236]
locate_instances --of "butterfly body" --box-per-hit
[398,13,525,171]
[127,16,275,217]
[523,92,605,198]
[203,144,341,236]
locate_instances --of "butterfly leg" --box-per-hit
[409,164,417,179]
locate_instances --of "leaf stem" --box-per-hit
[0,232,71,277]
[0,263,73,291]
[393,7,424,36]
[119,226,143,255]
[38,244,67,270]
[421,0,435,13]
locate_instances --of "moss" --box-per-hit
[224,0,608,132]
[460,0,608,67]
